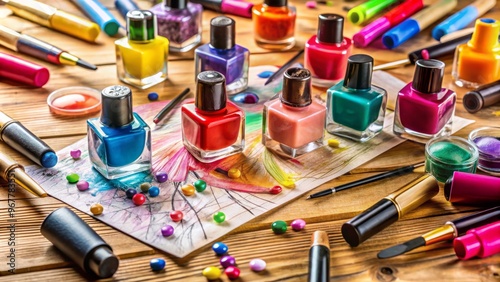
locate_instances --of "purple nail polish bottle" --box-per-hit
[195,16,250,95]
[150,0,203,52]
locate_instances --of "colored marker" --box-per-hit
[2,0,100,42]
[0,25,97,70]
[347,0,399,26]
[71,0,121,36]
[114,0,140,19]
[382,0,458,49]
[432,0,496,40]
[353,0,424,47]
[0,52,49,87]
[189,0,254,18]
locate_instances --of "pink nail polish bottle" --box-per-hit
[393,59,456,142]
[453,221,500,260]
[262,67,326,157]
[444,171,500,205]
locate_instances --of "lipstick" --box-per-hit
[444,171,500,205]
[308,231,330,282]
[341,174,439,247]
[0,111,58,168]
[453,220,500,260]
[463,79,500,113]
[378,206,500,259]
[0,152,47,197]
[189,0,253,18]
[0,52,49,87]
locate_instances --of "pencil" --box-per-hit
[264,49,304,85]
[153,88,191,124]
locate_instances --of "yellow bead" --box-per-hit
[327,138,340,148]
[227,168,241,179]
[181,184,196,196]
[90,203,103,216]
[202,266,221,280]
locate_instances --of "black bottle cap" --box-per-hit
[317,14,344,44]
[164,0,187,9]
[265,0,287,7]
[127,10,156,41]
[463,79,500,113]
[341,198,399,247]
[210,16,235,50]
[343,54,373,90]
[195,71,227,111]
[281,68,312,107]
[411,59,445,94]
[100,85,134,128]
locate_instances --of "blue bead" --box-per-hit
[150,258,166,271]
[126,188,137,199]
[212,242,228,256]
[257,70,274,78]
[148,186,160,197]
[148,92,159,101]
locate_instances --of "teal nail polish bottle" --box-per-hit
[326,54,387,142]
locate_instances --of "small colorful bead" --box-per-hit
[220,255,236,268]
[181,184,195,196]
[212,242,228,255]
[126,188,137,199]
[140,182,151,192]
[327,138,340,148]
[291,219,306,231]
[170,210,183,222]
[90,203,103,216]
[227,168,241,179]
[161,225,174,237]
[70,149,81,159]
[193,179,207,192]
[213,211,226,223]
[132,193,146,206]
[249,258,266,272]
[269,185,282,195]
[305,0,317,8]
[155,171,168,183]
[225,266,241,280]
[271,220,288,234]
[148,186,160,197]
[148,92,159,101]
[150,258,166,271]
[202,266,221,280]
[66,173,79,184]
[76,180,89,191]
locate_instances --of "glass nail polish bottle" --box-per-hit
[452,18,500,88]
[394,59,456,141]
[263,68,326,157]
[87,85,151,179]
[195,16,249,95]
[181,71,245,163]
[326,54,387,142]
[150,0,202,52]
[115,10,169,89]
[252,0,296,50]
[305,14,353,88]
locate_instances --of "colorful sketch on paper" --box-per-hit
[26,67,475,258]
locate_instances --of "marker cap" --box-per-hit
[0,52,49,87]
[432,6,478,40]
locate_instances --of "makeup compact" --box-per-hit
[47,86,101,116]
[468,127,500,175]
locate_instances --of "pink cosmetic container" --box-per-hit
[0,52,49,87]
[453,221,500,260]
[444,171,500,205]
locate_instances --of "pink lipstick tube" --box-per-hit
[453,221,500,260]
[353,0,424,47]
[0,52,49,87]
[444,171,500,205]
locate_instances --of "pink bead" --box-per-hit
[306,1,317,8]
[291,219,306,231]
[224,266,241,280]
[70,149,81,159]
[249,258,266,272]
[76,180,89,191]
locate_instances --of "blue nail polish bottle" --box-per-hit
[87,85,151,179]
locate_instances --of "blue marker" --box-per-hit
[432,0,496,40]
[71,0,121,36]
[114,0,140,19]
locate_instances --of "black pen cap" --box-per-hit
[281,67,312,107]
[317,14,344,44]
[100,85,134,128]
[412,59,445,94]
[343,54,373,90]
[463,79,500,113]
[210,16,235,50]
[195,71,227,111]
[40,207,119,278]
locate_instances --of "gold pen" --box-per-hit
[0,152,47,197]
[2,0,100,42]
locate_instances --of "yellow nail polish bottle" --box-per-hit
[452,18,500,89]
[115,10,169,89]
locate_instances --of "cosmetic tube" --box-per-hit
[444,171,500,205]
[0,52,49,87]
[453,221,500,260]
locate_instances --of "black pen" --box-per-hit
[264,49,304,85]
[153,88,191,124]
[306,163,424,199]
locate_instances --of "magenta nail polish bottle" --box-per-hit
[453,221,500,260]
[393,59,456,141]
[444,171,500,205]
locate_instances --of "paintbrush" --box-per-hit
[264,49,304,85]
[153,88,190,124]
[377,206,500,259]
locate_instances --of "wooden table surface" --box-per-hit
[0,0,499,281]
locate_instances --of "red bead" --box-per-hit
[270,185,282,194]
[170,210,183,222]
[132,193,146,206]
[224,266,241,280]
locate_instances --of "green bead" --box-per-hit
[140,182,151,192]
[213,211,226,223]
[271,220,288,234]
[66,173,80,184]
[194,179,207,192]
